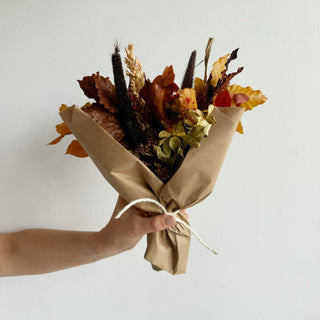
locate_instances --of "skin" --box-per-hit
[0,196,188,277]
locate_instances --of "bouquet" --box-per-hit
[49,38,267,274]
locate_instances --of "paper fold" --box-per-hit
[60,105,244,274]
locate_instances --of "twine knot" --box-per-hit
[115,198,218,255]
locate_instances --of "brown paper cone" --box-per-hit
[60,105,244,274]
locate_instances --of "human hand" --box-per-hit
[96,196,187,257]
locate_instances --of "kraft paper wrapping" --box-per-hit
[60,105,244,274]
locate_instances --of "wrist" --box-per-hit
[92,227,122,259]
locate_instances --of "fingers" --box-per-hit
[133,214,176,235]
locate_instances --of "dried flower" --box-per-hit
[124,44,145,101]
[181,51,196,89]
[112,43,145,149]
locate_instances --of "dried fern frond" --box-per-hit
[124,44,145,100]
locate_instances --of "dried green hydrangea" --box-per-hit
[154,105,216,167]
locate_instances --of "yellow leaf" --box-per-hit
[194,77,206,94]
[56,122,72,135]
[65,140,88,158]
[228,85,267,111]
[210,54,229,87]
[236,121,244,134]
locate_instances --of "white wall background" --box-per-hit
[1,0,319,319]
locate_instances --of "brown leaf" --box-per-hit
[65,140,88,158]
[94,73,118,113]
[219,67,244,92]
[82,103,126,144]
[78,73,118,113]
[78,75,97,99]
[140,81,166,126]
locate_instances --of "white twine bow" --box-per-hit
[115,198,218,255]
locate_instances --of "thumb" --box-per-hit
[139,214,176,235]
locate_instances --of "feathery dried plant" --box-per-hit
[125,44,145,101]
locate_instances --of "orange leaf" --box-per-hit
[153,66,175,87]
[59,104,69,112]
[56,122,72,135]
[65,140,88,158]
[236,121,244,134]
[48,135,65,145]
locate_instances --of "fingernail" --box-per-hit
[165,216,175,226]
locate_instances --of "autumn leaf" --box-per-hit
[218,67,244,93]
[236,121,244,134]
[59,104,69,112]
[48,121,72,145]
[232,93,249,107]
[78,72,118,113]
[194,77,206,96]
[82,103,126,144]
[94,74,118,113]
[48,135,65,145]
[78,75,97,99]
[214,90,232,107]
[210,54,229,88]
[194,77,208,110]
[228,85,267,110]
[153,66,175,87]
[56,122,72,135]
[65,140,88,158]
[140,80,167,126]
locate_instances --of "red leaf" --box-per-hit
[214,90,232,107]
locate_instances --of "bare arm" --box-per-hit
[0,196,178,277]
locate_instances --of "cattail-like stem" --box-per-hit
[112,43,144,149]
[181,50,196,89]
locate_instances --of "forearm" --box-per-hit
[0,229,114,277]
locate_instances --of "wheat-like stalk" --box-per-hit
[125,44,145,101]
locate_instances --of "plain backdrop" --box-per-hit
[1,0,319,319]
